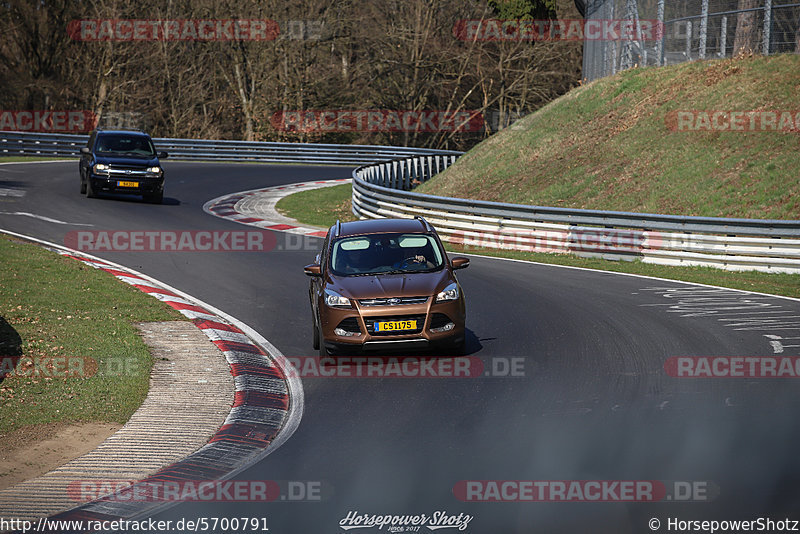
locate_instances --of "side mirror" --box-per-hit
[80,147,90,155]
[158,151,169,159]
[451,257,470,270]
[304,263,322,277]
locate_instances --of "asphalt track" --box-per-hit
[2,161,800,533]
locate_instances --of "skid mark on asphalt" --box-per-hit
[638,286,800,354]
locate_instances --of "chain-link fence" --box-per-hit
[583,0,800,81]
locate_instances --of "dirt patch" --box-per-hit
[0,421,120,490]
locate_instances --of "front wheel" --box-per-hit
[312,313,320,350]
[318,323,330,357]
[144,190,163,204]
[85,178,97,198]
[80,175,86,194]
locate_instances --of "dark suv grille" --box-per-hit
[359,296,429,306]
[365,314,426,336]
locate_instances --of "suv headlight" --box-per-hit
[93,163,109,174]
[146,166,162,174]
[435,282,459,302]
[324,288,351,308]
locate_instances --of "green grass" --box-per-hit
[417,53,800,220]
[0,234,184,434]
[275,184,357,228]
[276,184,800,299]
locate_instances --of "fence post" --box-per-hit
[763,0,773,55]
[719,16,727,57]
[657,0,665,66]
[685,20,692,59]
[699,0,709,59]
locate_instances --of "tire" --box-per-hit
[443,335,465,356]
[80,175,86,194]
[312,313,320,350]
[144,190,163,204]
[318,323,330,357]
[85,178,97,198]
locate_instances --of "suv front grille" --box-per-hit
[107,167,150,177]
[365,314,426,336]
[359,296,429,306]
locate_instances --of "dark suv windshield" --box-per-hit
[95,135,156,157]
[330,233,444,276]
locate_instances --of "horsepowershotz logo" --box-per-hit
[338,511,473,531]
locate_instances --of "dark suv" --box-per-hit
[79,129,168,204]
[304,217,470,355]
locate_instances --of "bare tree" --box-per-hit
[733,0,760,55]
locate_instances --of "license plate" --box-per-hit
[375,320,417,332]
[117,181,139,188]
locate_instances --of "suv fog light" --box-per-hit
[430,322,455,333]
[334,328,358,337]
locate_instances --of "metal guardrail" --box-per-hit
[0,131,461,166]
[352,156,800,274]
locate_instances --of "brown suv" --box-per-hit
[304,217,469,355]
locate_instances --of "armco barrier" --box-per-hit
[352,156,800,274]
[0,131,461,166]
[6,130,796,273]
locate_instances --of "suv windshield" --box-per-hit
[95,134,156,157]
[330,233,444,276]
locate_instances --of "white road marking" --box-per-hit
[0,211,93,226]
[764,335,800,355]
[641,286,800,349]
[0,188,25,197]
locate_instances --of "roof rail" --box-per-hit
[334,219,342,238]
[414,215,433,232]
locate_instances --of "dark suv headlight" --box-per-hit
[93,163,110,175]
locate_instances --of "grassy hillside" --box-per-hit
[419,54,800,220]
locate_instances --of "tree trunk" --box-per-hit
[733,0,760,55]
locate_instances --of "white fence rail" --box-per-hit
[352,156,800,274]
[0,131,460,166]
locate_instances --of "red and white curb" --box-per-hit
[0,229,303,526]
[203,178,350,236]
